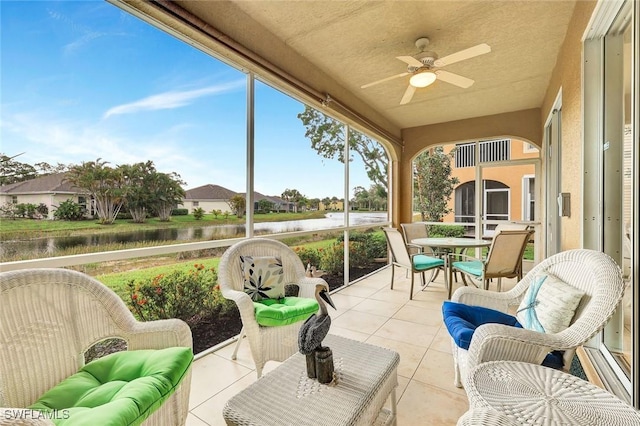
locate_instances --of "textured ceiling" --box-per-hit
[174,0,577,131]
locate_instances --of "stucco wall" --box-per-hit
[540,0,597,250]
[397,108,542,226]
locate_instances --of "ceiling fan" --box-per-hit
[361,37,491,105]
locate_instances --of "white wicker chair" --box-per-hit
[0,268,193,425]
[218,238,328,378]
[449,249,625,388]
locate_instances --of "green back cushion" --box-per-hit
[29,347,193,426]
[240,255,285,301]
[254,297,319,326]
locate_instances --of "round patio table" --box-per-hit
[462,360,640,425]
[411,237,491,298]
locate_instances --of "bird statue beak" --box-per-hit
[319,289,336,310]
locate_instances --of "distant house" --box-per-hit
[243,191,294,213]
[182,184,237,214]
[0,173,90,219]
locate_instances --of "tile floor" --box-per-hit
[186,267,519,426]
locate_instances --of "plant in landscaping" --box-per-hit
[193,207,205,220]
[293,246,322,269]
[126,263,233,325]
[428,224,465,238]
[53,199,86,221]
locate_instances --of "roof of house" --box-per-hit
[184,184,238,200]
[0,173,81,194]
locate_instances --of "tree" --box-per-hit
[227,194,246,218]
[352,186,370,210]
[414,147,459,221]
[0,153,37,185]
[257,199,274,213]
[65,159,124,224]
[297,106,388,188]
[120,161,155,223]
[281,188,303,213]
[151,171,186,222]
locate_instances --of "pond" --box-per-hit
[1,212,388,260]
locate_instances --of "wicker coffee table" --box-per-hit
[461,361,640,425]
[223,334,399,426]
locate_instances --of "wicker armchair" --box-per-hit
[448,249,625,388]
[218,238,328,378]
[0,268,193,425]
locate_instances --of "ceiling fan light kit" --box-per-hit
[409,71,437,88]
[361,36,492,105]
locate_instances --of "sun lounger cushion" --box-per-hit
[28,347,193,426]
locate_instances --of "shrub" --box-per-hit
[0,202,17,219]
[36,203,48,218]
[126,264,232,326]
[15,203,38,219]
[53,199,86,221]
[293,246,322,269]
[338,231,387,261]
[319,243,343,274]
[428,224,465,238]
[171,208,188,216]
[193,207,205,220]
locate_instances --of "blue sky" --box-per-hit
[1,1,377,199]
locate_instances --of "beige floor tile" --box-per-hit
[328,326,371,341]
[406,296,447,312]
[393,304,444,327]
[430,327,453,354]
[336,284,380,298]
[396,380,469,425]
[329,292,366,310]
[190,374,256,426]
[210,337,255,370]
[189,354,253,409]
[366,335,427,379]
[412,348,466,395]
[368,286,415,304]
[395,375,410,402]
[373,318,438,348]
[186,413,210,426]
[351,298,403,318]
[331,309,388,334]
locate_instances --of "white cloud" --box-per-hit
[103,81,245,119]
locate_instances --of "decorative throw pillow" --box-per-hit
[516,274,585,334]
[240,255,285,301]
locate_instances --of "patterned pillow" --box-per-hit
[240,255,285,301]
[516,274,585,334]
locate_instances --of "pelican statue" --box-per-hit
[298,284,336,355]
[298,284,337,382]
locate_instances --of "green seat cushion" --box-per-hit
[254,297,319,327]
[413,254,445,271]
[452,260,484,277]
[29,347,193,426]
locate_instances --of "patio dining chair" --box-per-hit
[382,227,444,300]
[449,229,533,296]
[0,268,193,426]
[401,222,446,283]
[218,238,326,377]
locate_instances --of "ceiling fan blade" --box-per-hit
[400,85,417,105]
[433,43,491,67]
[435,70,475,88]
[361,72,409,89]
[396,55,424,68]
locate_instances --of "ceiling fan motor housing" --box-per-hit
[407,51,438,72]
